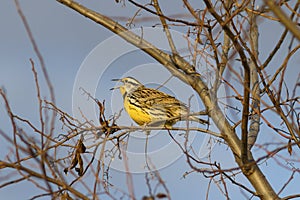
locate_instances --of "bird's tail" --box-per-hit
[188,116,209,125]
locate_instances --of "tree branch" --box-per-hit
[247,3,260,151]
[264,0,300,41]
[56,0,279,199]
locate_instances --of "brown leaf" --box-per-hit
[64,138,86,176]
[156,193,168,198]
[69,152,78,170]
[77,139,86,154]
[63,168,69,175]
[76,153,84,176]
[288,139,293,155]
[142,196,154,200]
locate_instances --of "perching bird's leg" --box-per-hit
[141,123,151,135]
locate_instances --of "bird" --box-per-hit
[111,77,208,130]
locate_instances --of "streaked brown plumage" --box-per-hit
[112,77,208,128]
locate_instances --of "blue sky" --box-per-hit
[1,1,299,199]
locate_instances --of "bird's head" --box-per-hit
[111,77,143,97]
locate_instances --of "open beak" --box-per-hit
[110,78,122,90]
[111,78,121,82]
[110,86,120,90]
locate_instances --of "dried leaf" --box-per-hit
[70,152,79,170]
[142,196,154,200]
[156,193,167,198]
[288,139,293,155]
[63,168,69,175]
[76,153,84,176]
[77,139,86,154]
[64,138,86,176]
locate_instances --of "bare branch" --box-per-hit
[264,0,300,41]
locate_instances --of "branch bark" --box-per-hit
[264,0,300,41]
[247,3,260,151]
[0,161,89,200]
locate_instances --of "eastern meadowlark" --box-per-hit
[111,77,208,129]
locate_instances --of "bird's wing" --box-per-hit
[135,88,186,106]
[133,88,187,118]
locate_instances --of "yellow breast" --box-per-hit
[123,96,152,125]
